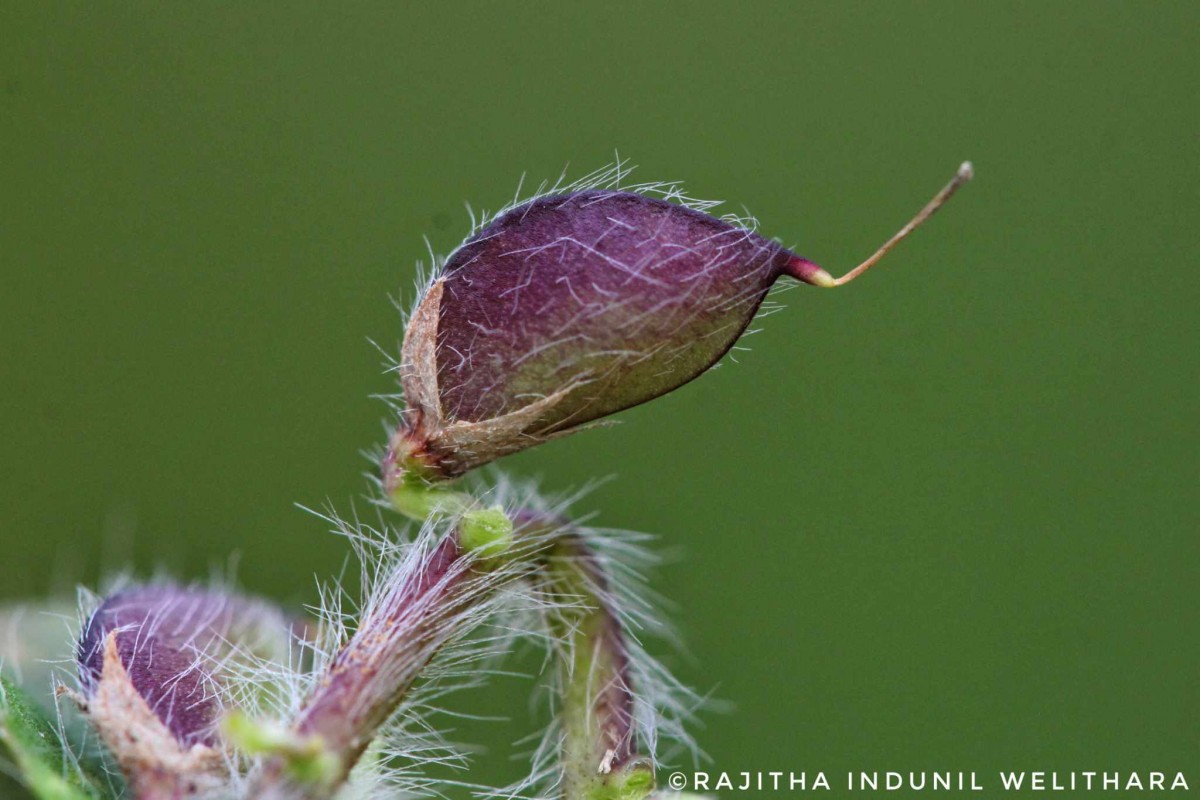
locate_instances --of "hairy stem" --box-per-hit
[523,515,655,800]
[251,485,656,800]
[250,520,515,799]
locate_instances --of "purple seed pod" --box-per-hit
[386,163,972,487]
[77,584,290,748]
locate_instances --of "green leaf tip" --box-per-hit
[0,676,98,800]
[459,506,514,558]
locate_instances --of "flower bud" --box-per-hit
[386,189,829,488]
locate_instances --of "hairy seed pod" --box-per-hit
[386,165,972,490]
[77,585,289,747]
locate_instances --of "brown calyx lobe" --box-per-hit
[433,190,797,430]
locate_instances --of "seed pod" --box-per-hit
[76,584,290,795]
[78,585,288,744]
[387,164,972,489]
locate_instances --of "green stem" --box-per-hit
[530,522,655,800]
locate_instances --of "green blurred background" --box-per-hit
[1,2,1196,795]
